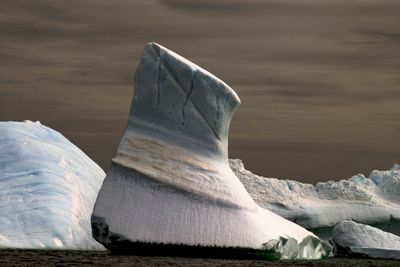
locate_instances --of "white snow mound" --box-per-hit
[0,121,105,249]
[332,220,400,259]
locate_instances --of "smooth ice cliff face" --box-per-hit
[0,121,105,249]
[91,43,332,259]
[332,220,400,259]
[230,159,400,239]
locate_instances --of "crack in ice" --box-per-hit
[159,60,221,141]
[181,70,198,126]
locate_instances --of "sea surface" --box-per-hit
[0,250,399,267]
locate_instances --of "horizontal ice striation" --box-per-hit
[230,159,400,238]
[0,121,105,249]
[91,42,332,259]
[332,220,400,259]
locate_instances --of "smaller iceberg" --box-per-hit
[230,159,400,239]
[332,220,400,259]
[0,121,105,249]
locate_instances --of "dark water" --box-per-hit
[0,250,399,267]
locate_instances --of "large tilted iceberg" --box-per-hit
[91,43,332,259]
[0,121,105,249]
[332,220,400,259]
[230,159,400,239]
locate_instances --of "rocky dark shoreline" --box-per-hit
[0,250,399,267]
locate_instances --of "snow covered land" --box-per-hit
[91,43,332,259]
[332,220,400,259]
[230,159,400,239]
[0,121,105,249]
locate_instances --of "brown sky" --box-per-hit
[1,0,399,183]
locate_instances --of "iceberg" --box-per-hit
[91,43,332,259]
[230,159,400,239]
[332,220,400,259]
[0,121,105,249]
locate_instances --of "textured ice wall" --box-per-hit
[0,121,105,249]
[332,220,400,259]
[92,43,332,259]
[231,159,400,237]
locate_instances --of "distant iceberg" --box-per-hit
[231,159,400,239]
[0,121,105,249]
[332,220,400,259]
[91,43,332,259]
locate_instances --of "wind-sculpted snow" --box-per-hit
[91,43,332,259]
[332,220,400,259]
[0,121,105,249]
[230,159,400,238]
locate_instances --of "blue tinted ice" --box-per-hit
[0,121,105,249]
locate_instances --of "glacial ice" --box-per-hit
[0,121,105,249]
[230,159,400,239]
[332,220,400,259]
[91,42,332,259]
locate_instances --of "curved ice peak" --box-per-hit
[230,159,400,236]
[92,43,331,259]
[0,121,105,249]
[113,42,252,208]
[129,42,240,157]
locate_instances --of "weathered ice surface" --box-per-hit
[332,220,400,259]
[230,159,400,239]
[91,43,332,259]
[0,121,105,249]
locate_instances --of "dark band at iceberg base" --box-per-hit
[91,42,333,259]
[92,223,329,261]
[92,214,280,260]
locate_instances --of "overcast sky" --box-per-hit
[1,0,399,183]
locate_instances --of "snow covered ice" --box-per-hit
[0,121,105,249]
[332,220,400,259]
[230,159,400,239]
[91,42,332,259]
